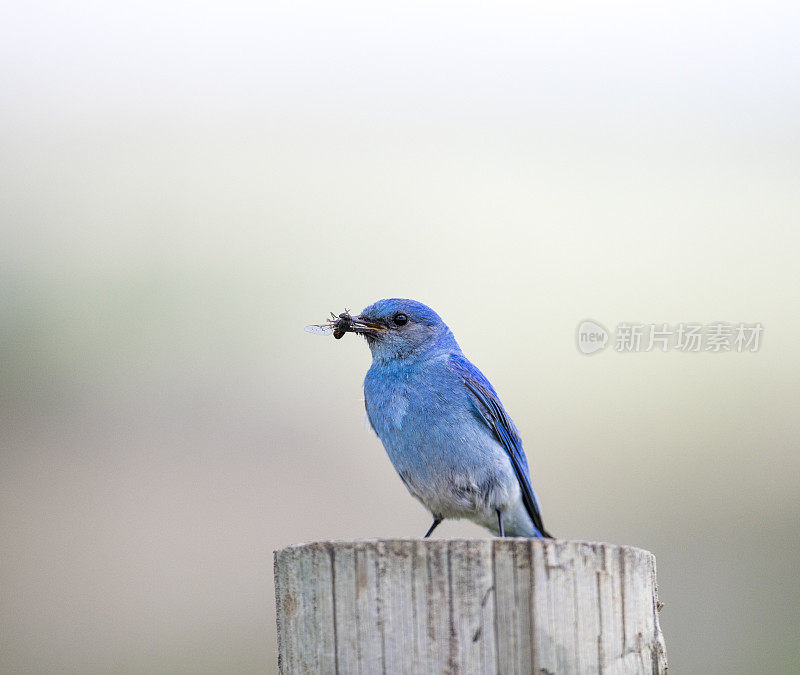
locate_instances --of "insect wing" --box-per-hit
[305,323,335,336]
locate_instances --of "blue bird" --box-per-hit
[340,298,551,539]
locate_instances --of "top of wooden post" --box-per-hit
[274,538,667,674]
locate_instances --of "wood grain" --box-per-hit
[274,539,667,674]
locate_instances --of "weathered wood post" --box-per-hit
[274,539,667,674]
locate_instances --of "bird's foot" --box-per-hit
[423,517,443,538]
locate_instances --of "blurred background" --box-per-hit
[2,1,799,672]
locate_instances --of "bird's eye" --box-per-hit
[393,313,408,326]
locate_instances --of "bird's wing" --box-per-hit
[449,354,551,538]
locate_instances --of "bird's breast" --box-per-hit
[364,371,413,433]
[364,363,471,451]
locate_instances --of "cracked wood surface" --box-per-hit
[274,539,667,674]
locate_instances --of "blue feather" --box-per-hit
[449,353,551,538]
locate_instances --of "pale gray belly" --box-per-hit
[382,427,519,521]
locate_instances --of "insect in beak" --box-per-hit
[305,309,388,340]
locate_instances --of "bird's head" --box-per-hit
[347,298,458,362]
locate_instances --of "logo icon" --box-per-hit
[577,320,609,355]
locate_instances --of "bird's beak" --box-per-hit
[348,315,389,334]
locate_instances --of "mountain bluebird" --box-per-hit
[338,298,551,538]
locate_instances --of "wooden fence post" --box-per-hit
[274,539,667,674]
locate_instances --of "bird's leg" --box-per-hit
[424,517,443,538]
[496,509,505,537]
